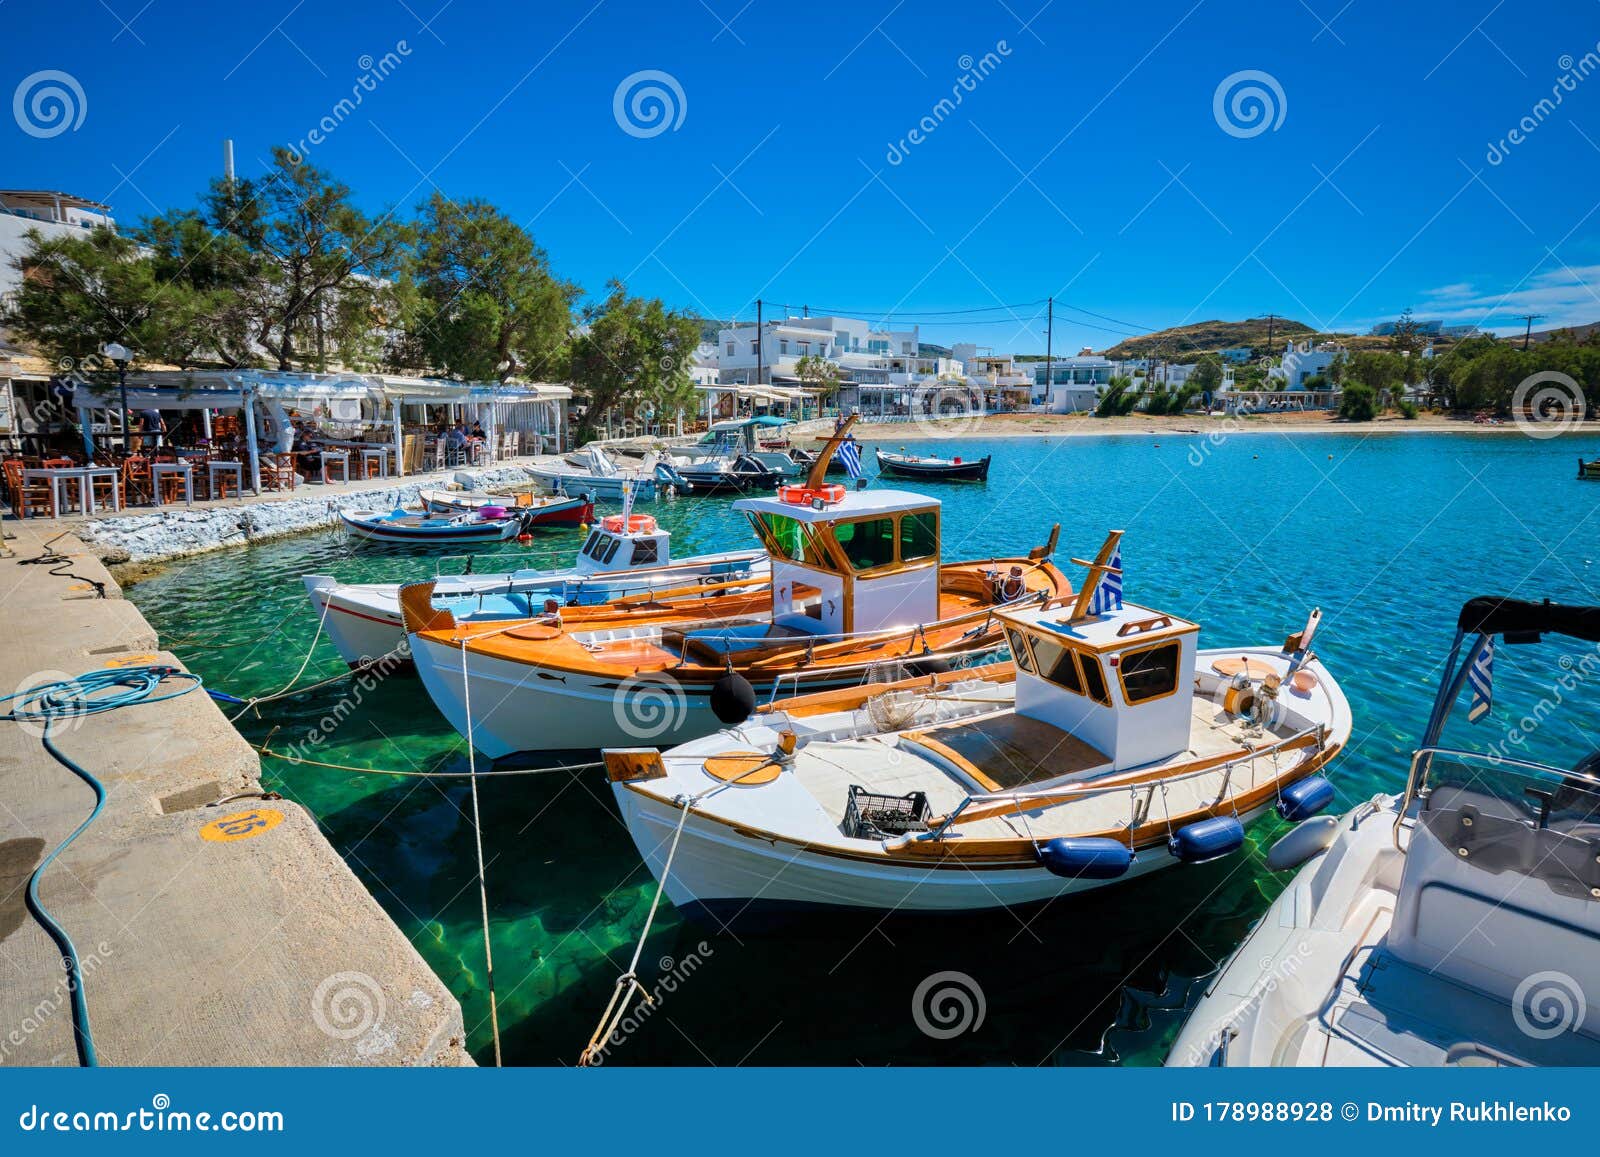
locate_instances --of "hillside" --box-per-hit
[1101,318,1314,361]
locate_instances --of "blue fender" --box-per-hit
[1037,837,1133,880]
[1276,775,1335,822]
[1168,815,1245,864]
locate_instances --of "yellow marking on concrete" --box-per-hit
[200,809,285,842]
[104,653,162,668]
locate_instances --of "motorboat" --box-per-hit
[1579,456,1600,480]
[528,446,660,500]
[655,427,789,495]
[305,513,768,667]
[339,506,531,544]
[419,487,594,528]
[600,537,1348,923]
[875,447,991,481]
[1168,595,1600,1067]
[666,417,811,481]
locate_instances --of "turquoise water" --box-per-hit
[125,430,1600,1066]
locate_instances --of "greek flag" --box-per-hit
[1468,636,1494,723]
[837,437,863,479]
[1088,544,1123,615]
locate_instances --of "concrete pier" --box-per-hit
[0,515,472,1066]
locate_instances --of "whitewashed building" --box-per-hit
[1269,340,1341,389]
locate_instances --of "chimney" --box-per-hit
[223,139,235,181]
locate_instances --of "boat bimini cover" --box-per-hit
[1458,597,1600,644]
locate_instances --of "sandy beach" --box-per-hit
[806,411,1596,441]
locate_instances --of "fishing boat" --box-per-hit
[420,487,594,528]
[1168,596,1600,1068]
[306,513,768,667]
[528,446,660,500]
[339,506,531,544]
[401,420,1068,754]
[875,447,991,481]
[1579,456,1600,480]
[404,488,1067,754]
[600,536,1348,922]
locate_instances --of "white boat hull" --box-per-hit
[528,468,655,500]
[615,782,1278,919]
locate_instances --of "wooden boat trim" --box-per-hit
[756,661,1016,717]
[622,739,1344,869]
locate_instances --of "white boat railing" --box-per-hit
[917,721,1330,842]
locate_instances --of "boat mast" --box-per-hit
[804,413,859,488]
[1066,529,1124,623]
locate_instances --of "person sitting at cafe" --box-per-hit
[469,420,486,440]
[292,420,323,478]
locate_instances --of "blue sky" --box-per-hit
[5,0,1600,353]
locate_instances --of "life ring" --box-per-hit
[779,483,846,507]
[602,513,656,534]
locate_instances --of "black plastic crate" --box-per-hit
[843,785,932,839]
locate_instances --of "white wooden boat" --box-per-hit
[1169,596,1600,1067]
[602,535,1350,923]
[419,487,593,528]
[339,507,526,544]
[305,513,767,667]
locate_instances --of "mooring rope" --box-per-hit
[460,640,503,1067]
[227,593,336,721]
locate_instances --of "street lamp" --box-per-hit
[101,342,133,456]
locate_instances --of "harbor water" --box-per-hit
[125,430,1600,1065]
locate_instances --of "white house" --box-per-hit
[1269,340,1340,389]
[0,190,117,298]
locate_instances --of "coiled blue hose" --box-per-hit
[0,665,202,1066]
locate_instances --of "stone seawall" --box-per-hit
[74,466,545,563]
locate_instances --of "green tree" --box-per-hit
[793,353,842,399]
[404,193,578,382]
[568,281,701,443]
[1339,382,1378,421]
[3,226,216,370]
[1387,307,1423,356]
[1189,356,1222,396]
[1095,374,1140,416]
[150,148,409,371]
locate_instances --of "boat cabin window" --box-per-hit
[898,511,938,563]
[600,535,622,565]
[749,512,809,563]
[1006,628,1035,674]
[1079,653,1110,706]
[1029,633,1085,695]
[580,531,602,558]
[631,537,659,565]
[1117,642,1180,704]
[834,517,898,571]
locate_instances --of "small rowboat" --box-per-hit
[874,447,990,481]
[419,487,594,527]
[1579,457,1600,480]
[339,506,527,544]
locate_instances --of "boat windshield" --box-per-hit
[1414,749,1600,890]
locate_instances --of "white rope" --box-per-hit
[460,640,503,1067]
[228,593,336,721]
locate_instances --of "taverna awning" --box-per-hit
[71,370,374,412]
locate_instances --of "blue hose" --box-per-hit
[0,665,202,1067]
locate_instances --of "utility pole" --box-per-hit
[1518,313,1545,350]
[756,298,763,388]
[1044,296,1053,406]
[1263,313,1281,352]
